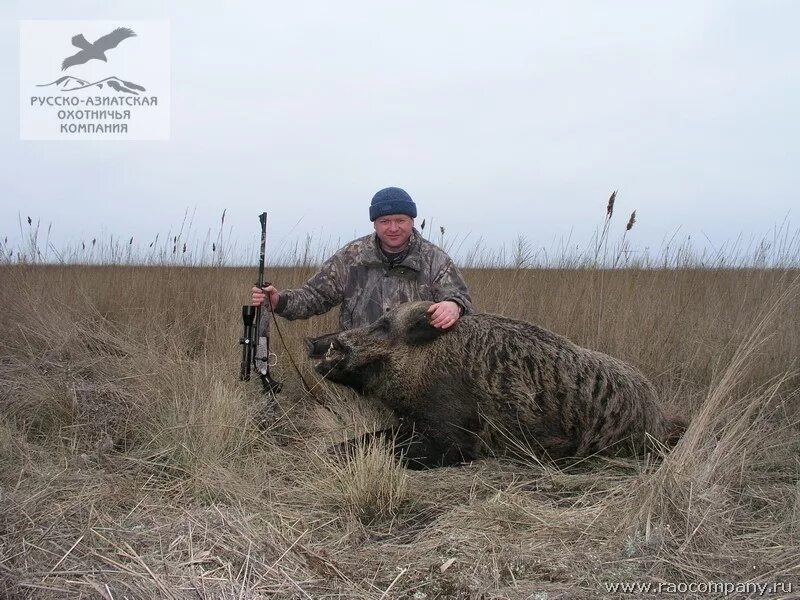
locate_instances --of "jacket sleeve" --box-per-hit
[433,258,474,315]
[275,251,346,320]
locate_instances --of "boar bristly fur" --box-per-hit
[307,301,686,469]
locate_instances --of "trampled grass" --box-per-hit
[1,255,799,598]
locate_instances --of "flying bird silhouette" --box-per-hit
[61,27,136,71]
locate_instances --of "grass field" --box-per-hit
[1,260,799,599]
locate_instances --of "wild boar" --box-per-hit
[307,301,685,468]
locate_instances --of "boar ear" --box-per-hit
[404,307,444,345]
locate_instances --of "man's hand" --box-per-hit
[251,285,280,311]
[427,300,461,330]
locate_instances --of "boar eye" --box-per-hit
[370,317,390,336]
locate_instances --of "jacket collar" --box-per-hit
[364,229,424,271]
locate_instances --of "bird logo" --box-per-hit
[62,27,136,71]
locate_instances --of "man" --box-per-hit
[251,186,472,331]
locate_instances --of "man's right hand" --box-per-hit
[251,285,280,311]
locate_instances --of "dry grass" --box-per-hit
[1,260,799,599]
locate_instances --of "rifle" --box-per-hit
[240,212,282,395]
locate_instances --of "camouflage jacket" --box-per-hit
[275,230,473,330]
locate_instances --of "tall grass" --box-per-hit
[1,208,799,596]
[4,195,800,269]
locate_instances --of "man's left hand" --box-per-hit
[427,300,461,330]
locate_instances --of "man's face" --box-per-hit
[374,214,414,252]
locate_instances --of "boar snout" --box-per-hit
[306,333,346,359]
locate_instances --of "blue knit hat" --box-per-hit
[369,187,417,221]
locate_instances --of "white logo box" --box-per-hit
[20,20,170,141]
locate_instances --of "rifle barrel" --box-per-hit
[257,212,267,287]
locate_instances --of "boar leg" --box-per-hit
[393,416,480,470]
[326,422,456,470]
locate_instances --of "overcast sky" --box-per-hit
[2,1,799,264]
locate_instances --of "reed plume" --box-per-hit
[626,210,636,231]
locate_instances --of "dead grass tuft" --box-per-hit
[306,432,415,525]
